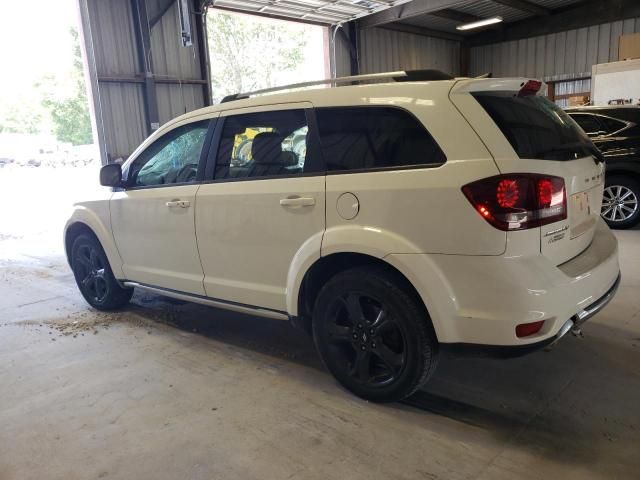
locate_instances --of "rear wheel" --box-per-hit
[71,234,133,310]
[601,175,640,229]
[312,266,438,403]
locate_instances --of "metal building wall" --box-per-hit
[469,17,640,80]
[79,0,208,163]
[332,28,353,78]
[358,28,461,76]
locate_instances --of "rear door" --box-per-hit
[450,79,605,265]
[194,104,325,312]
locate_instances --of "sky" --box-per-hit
[0,0,78,94]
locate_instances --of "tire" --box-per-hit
[70,234,133,310]
[312,266,439,403]
[601,175,640,229]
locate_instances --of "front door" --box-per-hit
[111,119,212,295]
[195,105,325,312]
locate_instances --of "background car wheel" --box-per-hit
[312,266,438,403]
[71,234,133,310]
[601,175,640,229]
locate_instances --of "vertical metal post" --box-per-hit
[195,0,212,105]
[77,0,109,165]
[131,0,160,135]
[347,21,359,76]
[460,43,470,77]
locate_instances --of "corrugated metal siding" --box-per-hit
[83,0,207,161]
[359,28,461,76]
[469,18,640,80]
[333,27,354,78]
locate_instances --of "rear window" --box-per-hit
[473,93,596,161]
[315,107,446,172]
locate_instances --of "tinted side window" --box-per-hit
[315,107,446,172]
[600,116,627,134]
[214,109,310,180]
[128,121,209,187]
[570,114,604,135]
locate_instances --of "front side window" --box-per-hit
[315,107,446,172]
[214,110,310,180]
[128,120,209,187]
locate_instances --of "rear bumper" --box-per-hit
[441,272,621,358]
[388,217,620,346]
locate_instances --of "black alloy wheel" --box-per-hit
[313,266,438,403]
[71,234,133,310]
[325,292,407,387]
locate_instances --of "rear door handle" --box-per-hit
[279,196,315,207]
[166,200,190,208]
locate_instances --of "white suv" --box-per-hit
[65,71,620,402]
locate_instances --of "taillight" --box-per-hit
[462,174,566,231]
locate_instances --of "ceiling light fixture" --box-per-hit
[456,16,503,31]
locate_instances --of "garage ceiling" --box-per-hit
[209,0,414,24]
[390,0,584,35]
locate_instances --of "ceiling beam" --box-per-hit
[430,8,481,23]
[466,0,640,46]
[358,0,466,28]
[379,22,463,41]
[208,5,327,26]
[489,0,550,16]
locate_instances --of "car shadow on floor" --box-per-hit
[122,289,639,470]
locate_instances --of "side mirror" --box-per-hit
[100,163,123,187]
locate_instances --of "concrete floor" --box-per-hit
[1,230,639,480]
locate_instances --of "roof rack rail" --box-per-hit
[219,69,454,103]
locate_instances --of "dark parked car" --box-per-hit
[566,106,640,228]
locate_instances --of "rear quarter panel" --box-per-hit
[319,82,506,257]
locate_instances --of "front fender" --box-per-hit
[64,203,124,279]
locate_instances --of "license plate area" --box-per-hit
[569,191,595,239]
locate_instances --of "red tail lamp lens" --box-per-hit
[497,179,520,208]
[462,174,566,231]
[538,178,553,206]
[516,320,545,338]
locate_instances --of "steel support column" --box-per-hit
[131,0,160,135]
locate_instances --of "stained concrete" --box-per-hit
[1,231,639,480]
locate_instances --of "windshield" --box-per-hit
[472,92,598,161]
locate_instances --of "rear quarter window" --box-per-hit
[315,106,446,172]
[473,93,595,161]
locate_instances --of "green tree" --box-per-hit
[206,11,307,102]
[0,102,43,135]
[41,28,93,145]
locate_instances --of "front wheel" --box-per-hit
[71,234,133,310]
[601,175,640,229]
[312,266,439,403]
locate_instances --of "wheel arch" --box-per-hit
[293,252,438,340]
[64,210,124,279]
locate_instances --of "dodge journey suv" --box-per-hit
[65,71,620,402]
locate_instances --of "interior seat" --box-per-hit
[248,132,292,177]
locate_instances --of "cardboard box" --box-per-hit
[619,32,640,61]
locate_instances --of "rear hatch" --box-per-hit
[450,78,605,265]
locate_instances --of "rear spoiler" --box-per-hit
[450,78,548,97]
